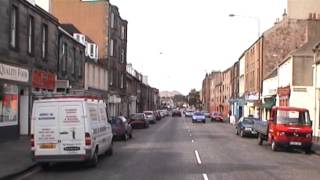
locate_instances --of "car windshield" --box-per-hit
[194,112,204,116]
[144,112,153,115]
[242,118,257,124]
[276,110,311,125]
[131,114,144,120]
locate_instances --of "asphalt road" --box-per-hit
[18,116,320,180]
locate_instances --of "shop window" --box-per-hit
[0,84,18,127]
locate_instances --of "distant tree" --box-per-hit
[187,89,202,110]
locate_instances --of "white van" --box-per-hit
[30,97,113,167]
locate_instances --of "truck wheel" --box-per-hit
[305,146,312,154]
[271,140,278,152]
[257,133,263,145]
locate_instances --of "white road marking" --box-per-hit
[202,173,209,180]
[192,139,194,143]
[194,150,202,164]
[189,134,192,137]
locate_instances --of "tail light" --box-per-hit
[30,134,35,147]
[85,133,92,146]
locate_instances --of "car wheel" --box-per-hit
[129,132,133,139]
[203,120,206,124]
[257,133,263,145]
[236,128,239,135]
[122,132,128,141]
[240,130,244,137]
[271,140,278,152]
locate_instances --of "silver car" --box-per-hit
[144,111,156,124]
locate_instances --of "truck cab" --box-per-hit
[256,106,313,153]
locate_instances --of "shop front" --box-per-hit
[0,63,30,140]
[261,96,276,121]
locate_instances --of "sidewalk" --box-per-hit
[312,137,320,155]
[0,136,37,179]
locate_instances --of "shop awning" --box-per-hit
[262,98,276,109]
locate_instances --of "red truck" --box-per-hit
[253,106,313,153]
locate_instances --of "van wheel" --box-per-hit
[90,150,99,167]
[106,143,113,156]
[271,140,278,152]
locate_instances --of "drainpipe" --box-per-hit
[314,50,318,138]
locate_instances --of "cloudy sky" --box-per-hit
[36,0,287,95]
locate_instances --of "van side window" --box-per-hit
[99,107,107,122]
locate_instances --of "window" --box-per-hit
[109,70,113,85]
[71,47,76,75]
[111,12,115,28]
[121,49,125,63]
[110,39,114,57]
[62,43,67,72]
[41,24,48,59]
[78,51,83,77]
[120,73,124,89]
[27,16,34,55]
[10,6,18,48]
[121,26,125,39]
[90,44,94,57]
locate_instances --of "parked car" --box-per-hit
[31,96,113,168]
[129,113,149,129]
[172,109,182,117]
[192,112,206,123]
[185,110,194,117]
[202,111,210,118]
[155,111,162,120]
[235,117,259,137]
[211,112,223,122]
[111,116,133,141]
[253,107,313,153]
[144,111,157,124]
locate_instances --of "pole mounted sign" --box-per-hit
[0,63,29,82]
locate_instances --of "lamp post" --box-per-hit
[229,14,261,38]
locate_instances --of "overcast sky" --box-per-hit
[36,0,287,95]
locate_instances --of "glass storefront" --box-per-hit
[0,84,19,127]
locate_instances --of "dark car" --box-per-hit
[111,116,133,141]
[172,110,182,117]
[235,117,259,137]
[129,113,149,129]
[211,112,223,122]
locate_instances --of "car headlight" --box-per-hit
[306,133,312,138]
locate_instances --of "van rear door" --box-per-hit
[58,102,86,155]
[34,103,60,156]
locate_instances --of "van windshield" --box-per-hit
[276,110,311,126]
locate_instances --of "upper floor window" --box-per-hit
[121,49,125,63]
[27,16,34,55]
[110,39,114,57]
[111,12,115,28]
[62,43,67,72]
[120,73,124,89]
[10,6,18,48]
[41,24,48,59]
[71,47,76,75]
[121,26,125,39]
[78,51,83,78]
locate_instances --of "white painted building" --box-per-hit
[261,70,278,121]
[313,42,320,138]
[277,42,316,135]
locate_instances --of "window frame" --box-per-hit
[27,15,35,56]
[9,5,18,49]
[41,24,48,60]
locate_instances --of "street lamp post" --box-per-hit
[229,14,261,38]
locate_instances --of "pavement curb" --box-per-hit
[0,163,38,180]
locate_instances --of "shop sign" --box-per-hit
[0,63,29,82]
[277,86,291,97]
[32,71,55,90]
[245,92,259,101]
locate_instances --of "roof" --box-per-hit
[60,24,95,43]
[273,106,309,112]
